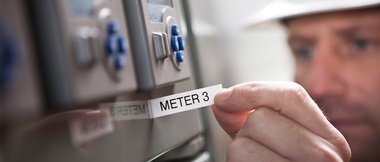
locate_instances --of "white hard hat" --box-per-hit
[241,0,380,29]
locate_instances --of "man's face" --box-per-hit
[287,8,380,162]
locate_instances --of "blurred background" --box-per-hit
[0,0,294,162]
[189,0,294,86]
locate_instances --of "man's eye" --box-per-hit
[353,38,370,51]
[295,46,313,59]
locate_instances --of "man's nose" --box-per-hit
[304,44,345,98]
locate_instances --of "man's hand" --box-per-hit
[212,82,351,162]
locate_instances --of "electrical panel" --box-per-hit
[28,0,138,109]
[0,0,43,121]
[1,0,208,162]
[122,0,191,91]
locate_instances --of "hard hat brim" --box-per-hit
[241,0,380,29]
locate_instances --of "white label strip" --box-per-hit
[99,100,150,120]
[149,84,222,118]
[70,110,114,146]
[99,84,223,120]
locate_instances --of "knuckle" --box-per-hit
[310,141,347,162]
[287,82,309,105]
[318,148,343,162]
[245,108,274,130]
[329,138,352,162]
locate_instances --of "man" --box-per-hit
[211,1,380,161]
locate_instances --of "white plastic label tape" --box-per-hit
[70,110,114,146]
[100,100,150,120]
[149,84,222,118]
[99,84,223,120]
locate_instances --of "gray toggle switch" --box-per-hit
[74,27,100,67]
[153,32,171,60]
[74,29,92,66]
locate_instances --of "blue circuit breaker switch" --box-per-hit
[171,36,179,52]
[117,35,127,54]
[169,24,185,64]
[177,36,185,51]
[171,24,180,36]
[106,35,117,55]
[104,19,128,71]
[107,20,119,35]
[114,54,125,70]
[176,51,184,63]
[0,23,19,88]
